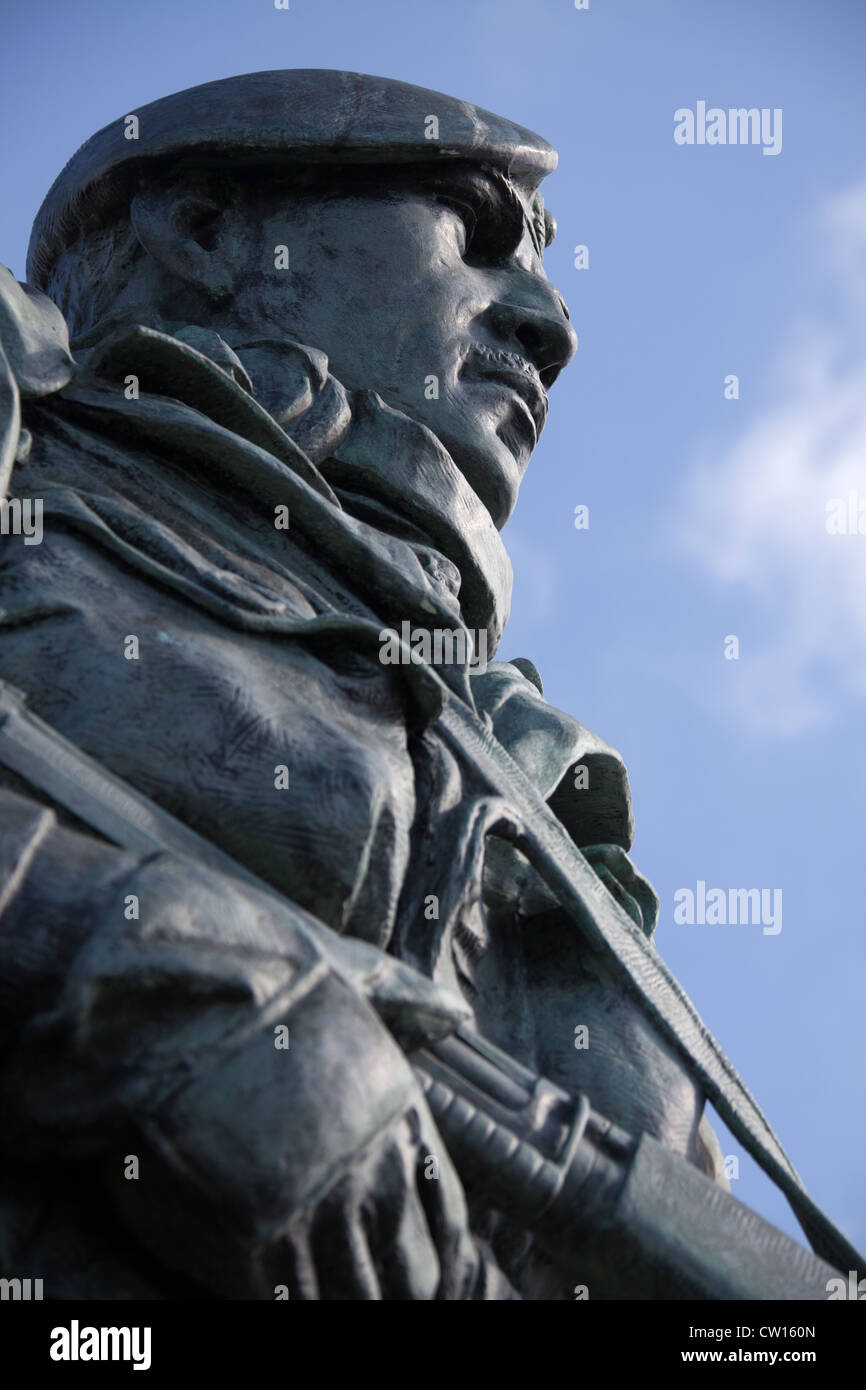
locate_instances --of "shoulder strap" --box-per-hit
[438,698,863,1277]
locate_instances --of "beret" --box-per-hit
[27,68,558,289]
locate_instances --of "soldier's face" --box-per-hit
[231,189,577,529]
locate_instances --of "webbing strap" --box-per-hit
[438,699,863,1275]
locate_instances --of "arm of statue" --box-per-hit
[0,785,516,1299]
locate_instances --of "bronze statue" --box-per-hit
[0,70,860,1299]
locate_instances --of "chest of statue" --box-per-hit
[0,526,419,948]
[1,518,705,1174]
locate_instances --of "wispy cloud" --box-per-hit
[673,177,866,734]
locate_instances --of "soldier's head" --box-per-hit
[28,70,577,529]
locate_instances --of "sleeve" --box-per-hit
[0,784,439,1297]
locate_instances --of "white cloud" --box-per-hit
[673,177,866,734]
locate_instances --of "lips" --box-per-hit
[461,343,549,446]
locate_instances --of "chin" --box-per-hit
[394,390,522,528]
[439,435,519,530]
[473,439,524,529]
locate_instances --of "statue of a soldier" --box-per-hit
[0,70,860,1300]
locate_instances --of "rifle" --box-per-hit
[0,678,859,1298]
[416,1024,843,1298]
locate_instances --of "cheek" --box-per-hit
[340,269,465,373]
[386,260,490,361]
[250,205,490,384]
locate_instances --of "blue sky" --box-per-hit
[2,0,864,1257]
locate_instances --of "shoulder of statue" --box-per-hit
[0,264,75,493]
[470,657,635,850]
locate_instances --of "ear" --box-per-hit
[129,189,235,302]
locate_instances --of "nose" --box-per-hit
[488,286,578,388]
